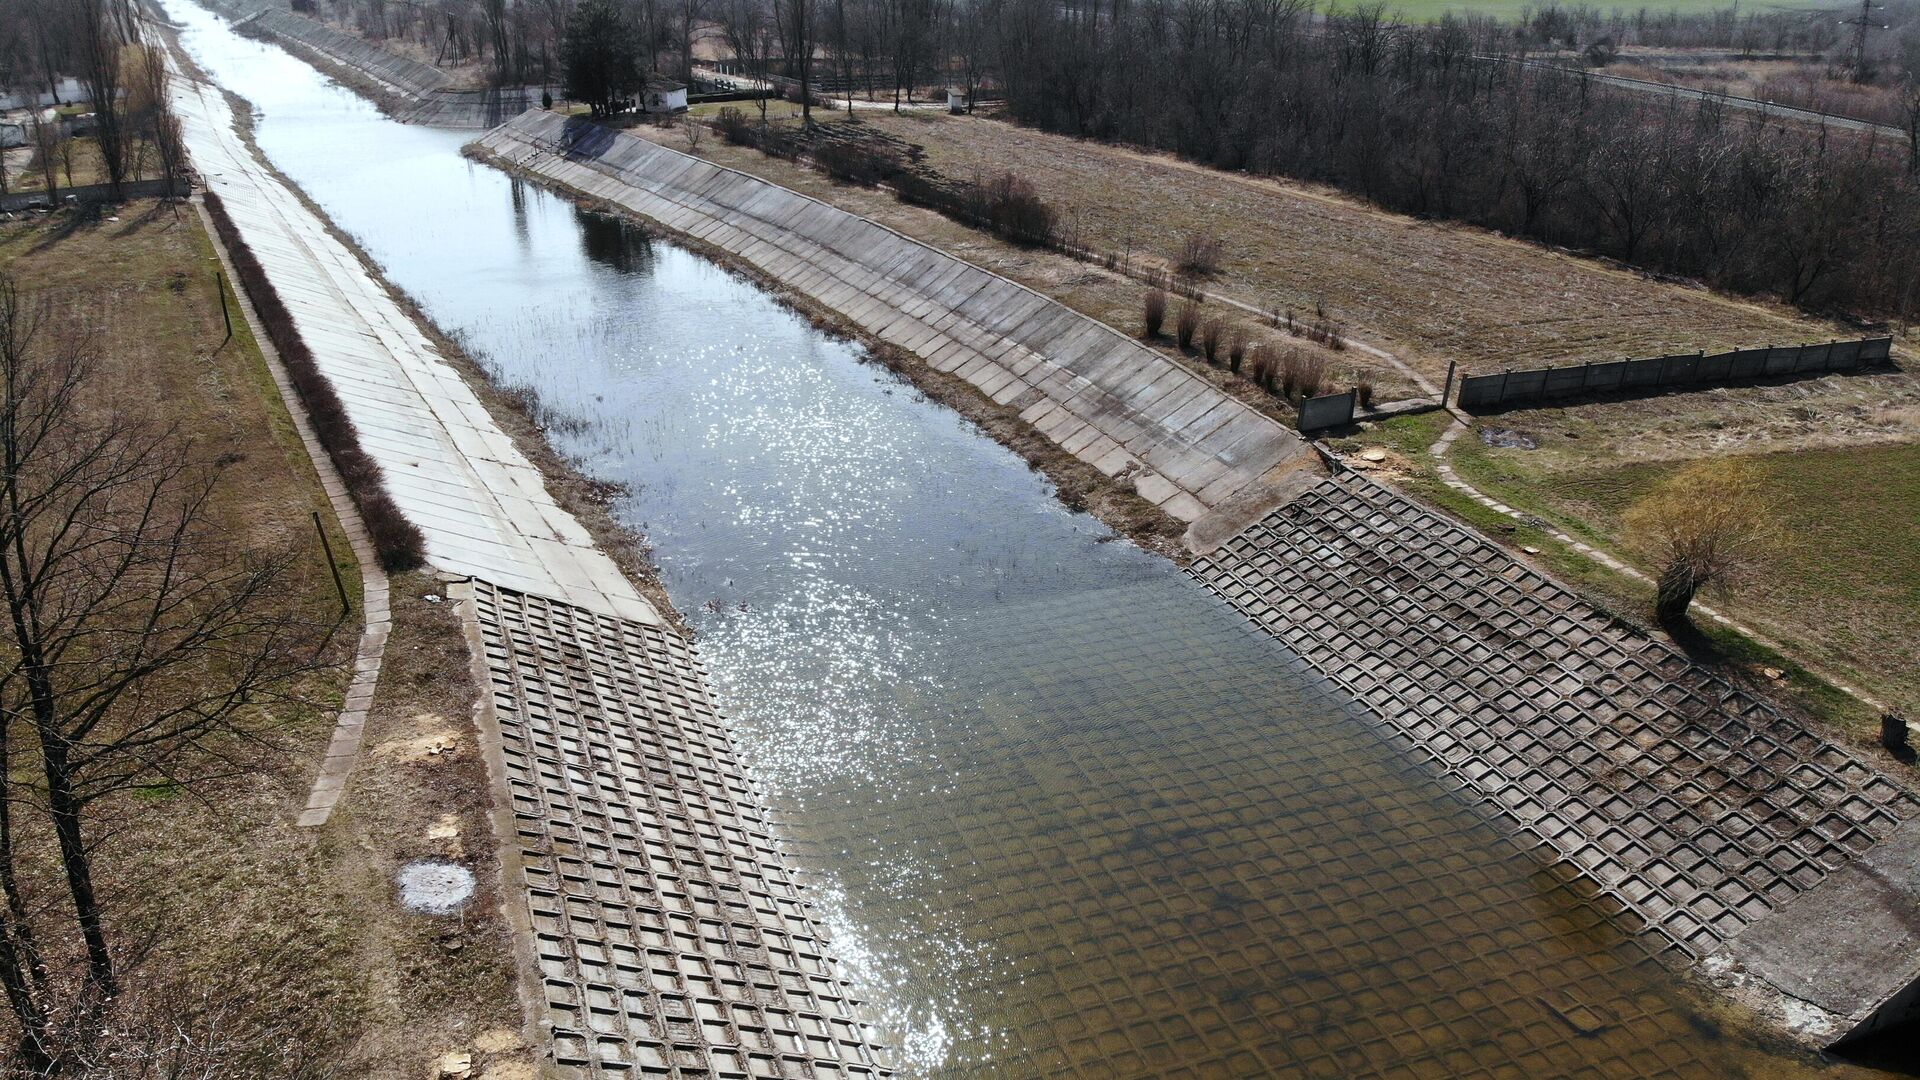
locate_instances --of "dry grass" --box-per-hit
[850,110,1857,381]
[621,120,1373,419]
[1445,389,1920,716]
[0,202,525,1075]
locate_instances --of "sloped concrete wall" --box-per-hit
[195,0,530,128]
[473,111,1316,546]
[238,8,452,99]
[1192,470,1920,1043]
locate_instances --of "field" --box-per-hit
[847,110,1853,378]
[1447,407,1920,718]
[0,202,527,1075]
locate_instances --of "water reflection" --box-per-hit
[576,207,655,274]
[164,4,1882,1076]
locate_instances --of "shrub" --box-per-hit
[1142,288,1167,338]
[1176,231,1224,276]
[894,169,1056,248]
[1174,300,1201,351]
[981,171,1054,246]
[716,106,753,145]
[202,192,427,573]
[1200,316,1223,364]
[1356,378,1375,408]
[1228,330,1247,373]
[1297,351,1328,400]
[1246,346,1270,390]
[1306,315,1345,350]
[1278,347,1301,398]
[814,139,903,186]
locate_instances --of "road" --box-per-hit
[1482,54,1909,143]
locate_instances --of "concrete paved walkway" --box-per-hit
[194,193,392,827]
[165,62,657,625]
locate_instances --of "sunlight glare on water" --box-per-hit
[164,5,1880,1075]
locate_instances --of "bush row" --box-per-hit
[714,109,1058,249]
[202,192,428,573]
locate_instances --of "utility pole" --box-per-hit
[1844,0,1886,84]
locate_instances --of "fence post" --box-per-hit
[313,511,350,619]
[215,271,232,346]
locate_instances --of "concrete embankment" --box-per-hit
[1193,467,1920,1046]
[459,581,890,1077]
[199,0,533,127]
[166,32,892,1075]
[471,110,1320,550]
[168,67,649,621]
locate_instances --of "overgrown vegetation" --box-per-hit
[202,193,427,572]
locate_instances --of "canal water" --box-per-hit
[168,6,1873,1076]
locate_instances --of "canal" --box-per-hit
[167,4,1876,1076]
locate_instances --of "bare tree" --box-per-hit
[774,0,813,124]
[75,0,130,198]
[28,110,62,206]
[719,0,772,124]
[0,276,336,1069]
[1624,458,1775,625]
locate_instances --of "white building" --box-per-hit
[642,79,688,115]
[0,77,89,111]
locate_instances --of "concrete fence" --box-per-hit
[1298,389,1356,433]
[1458,337,1893,411]
[0,177,190,212]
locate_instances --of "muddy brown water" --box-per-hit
[168,4,1891,1076]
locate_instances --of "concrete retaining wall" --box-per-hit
[1192,471,1920,1042]
[473,111,1315,546]
[1,177,190,211]
[1459,337,1893,411]
[1296,390,1355,434]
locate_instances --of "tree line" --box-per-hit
[0,0,186,204]
[687,0,1920,319]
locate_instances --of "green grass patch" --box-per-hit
[1446,423,1920,725]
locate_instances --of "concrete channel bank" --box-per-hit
[470,107,1920,1052]
[471,111,1321,551]
[163,37,892,1078]
[1192,467,1920,1046]
[201,0,535,126]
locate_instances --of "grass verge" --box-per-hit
[202,190,428,571]
[0,200,525,1073]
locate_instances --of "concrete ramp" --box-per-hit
[1720,816,1920,1044]
[472,111,1317,547]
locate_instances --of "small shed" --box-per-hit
[643,79,689,115]
[946,88,966,114]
